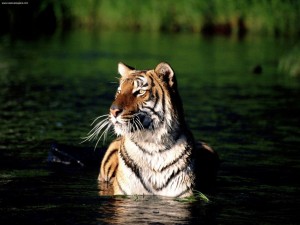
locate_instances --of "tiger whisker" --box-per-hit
[94,123,113,150]
[132,112,144,129]
[135,116,144,130]
[133,118,142,132]
[91,120,110,141]
[90,114,109,126]
[81,115,113,149]
[86,118,110,138]
[134,112,145,130]
[84,120,109,140]
[130,114,144,140]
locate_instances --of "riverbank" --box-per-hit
[1,0,300,37]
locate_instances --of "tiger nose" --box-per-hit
[110,104,123,118]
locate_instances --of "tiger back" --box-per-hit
[94,62,218,198]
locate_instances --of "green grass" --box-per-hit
[37,0,300,36]
[175,190,210,203]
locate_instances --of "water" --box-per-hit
[0,30,299,225]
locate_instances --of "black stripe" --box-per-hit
[153,168,182,191]
[119,142,153,194]
[136,74,145,80]
[142,106,163,121]
[107,164,117,181]
[152,89,164,121]
[158,131,182,153]
[131,140,153,155]
[149,73,165,117]
[148,74,154,86]
[140,75,165,122]
[102,148,118,171]
[151,88,159,109]
[160,145,191,172]
[136,75,148,87]
[131,132,184,155]
[136,79,142,87]
[156,78,166,117]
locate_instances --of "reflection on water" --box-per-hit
[96,194,213,225]
[0,30,299,225]
[99,196,191,224]
[98,180,114,196]
[97,181,212,224]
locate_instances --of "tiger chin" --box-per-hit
[88,62,219,198]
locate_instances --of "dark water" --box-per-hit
[0,30,299,225]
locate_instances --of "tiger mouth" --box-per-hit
[112,113,153,134]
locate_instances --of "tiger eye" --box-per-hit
[138,90,146,96]
[133,89,146,97]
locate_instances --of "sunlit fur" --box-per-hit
[85,62,212,198]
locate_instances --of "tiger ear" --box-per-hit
[155,62,175,87]
[118,62,135,77]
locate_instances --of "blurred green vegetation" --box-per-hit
[1,0,300,36]
[279,44,300,77]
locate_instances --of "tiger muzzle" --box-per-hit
[110,104,123,118]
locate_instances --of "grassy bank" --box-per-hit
[1,0,300,36]
[43,0,300,35]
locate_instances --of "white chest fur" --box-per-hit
[115,135,195,197]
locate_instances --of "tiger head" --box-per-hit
[110,62,185,137]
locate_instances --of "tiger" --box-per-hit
[86,62,218,198]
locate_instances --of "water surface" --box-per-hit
[0,31,299,224]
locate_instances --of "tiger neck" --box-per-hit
[125,120,191,153]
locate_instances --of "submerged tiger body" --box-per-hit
[89,62,218,198]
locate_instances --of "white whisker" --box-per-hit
[81,114,113,149]
[94,123,112,150]
[90,114,109,126]
[135,117,144,130]
[86,119,109,138]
